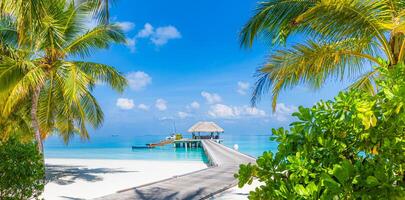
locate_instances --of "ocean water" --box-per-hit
[221,134,278,157]
[44,134,278,162]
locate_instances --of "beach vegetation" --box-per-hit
[241,0,405,110]
[0,138,45,199]
[175,134,183,140]
[236,63,405,199]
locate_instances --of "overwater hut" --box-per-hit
[188,121,224,139]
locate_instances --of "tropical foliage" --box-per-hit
[0,0,127,152]
[236,63,405,199]
[0,138,45,199]
[242,0,405,109]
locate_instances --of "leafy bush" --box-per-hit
[175,134,183,140]
[0,138,45,199]
[236,64,405,199]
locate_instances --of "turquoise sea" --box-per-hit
[44,134,278,163]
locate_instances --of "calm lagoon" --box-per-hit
[44,134,278,162]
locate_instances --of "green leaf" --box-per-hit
[306,182,318,195]
[294,184,309,196]
[322,174,341,192]
[332,164,349,184]
[366,176,379,187]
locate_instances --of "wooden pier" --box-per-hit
[172,139,222,149]
[95,140,256,200]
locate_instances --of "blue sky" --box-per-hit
[49,0,352,144]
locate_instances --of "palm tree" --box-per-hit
[0,97,32,142]
[0,0,47,46]
[0,0,127,152]
[241,0,405,110]
[0,0,114,41]
[85,0,116,24]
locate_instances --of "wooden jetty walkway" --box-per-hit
[95,140,256,200]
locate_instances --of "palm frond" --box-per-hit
[64,24,125,58]
[72,61,127,92]
[349,70,379,95]
[2,66,46,117]
[0,100,33,142]
[382,0,405,16]
[240,0,316,47]
[85,0,116,25]
[0,16,17,45]
[37,71,64,135]
[52,62,102,141]
[0,0,47,45]
[296,0,393,61]
[251,38,379,110]
[36,0,70,51]
[62,1,92,42]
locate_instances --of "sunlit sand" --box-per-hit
[43,158,207,199]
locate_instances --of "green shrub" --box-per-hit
[0,138,45,200]
[175,134,183,140]
[236,64,405,199]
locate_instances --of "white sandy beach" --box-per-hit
[44,158,207,200]
[213,180,262,200]
[44,158,261,200]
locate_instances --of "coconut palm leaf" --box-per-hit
[65,24,125,58]
[85,0,116,24]
[240,0,316,47]
[0,100,32,142]
[0,16,17,45]
[242,0,405,110]
[0,0,47,45]
[251,38,382,110]
[349,70,379,95]
[73,61,126,92]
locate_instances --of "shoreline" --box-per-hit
[44,158,207,199]
[43,141,261,200]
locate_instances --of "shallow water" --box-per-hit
[44,134,278,162]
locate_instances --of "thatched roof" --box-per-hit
[188,121,224,133]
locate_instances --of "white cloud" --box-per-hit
[188,101,200,110]
[241,106,266,117]
[137,23,154,38]
[138,104,149,111]
[178,111,191,119]
[135,23,181,47]
[116,21,135,32]
[208,104,266,119]
[126,71,152,91]
[116,98,134,110]
[201,91,222,104]
[237,81,250,95]
[208,104,236,118]
[155,98,168,111]
[151,26,182,46]
[125,37,136,53]
[272,103,298,122]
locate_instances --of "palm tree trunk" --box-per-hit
[31,85,43,153]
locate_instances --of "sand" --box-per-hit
[43,158,207,200]
[212,180,262,200]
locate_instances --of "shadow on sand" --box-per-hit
[46,164,138,185]
[119,187,208,200]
